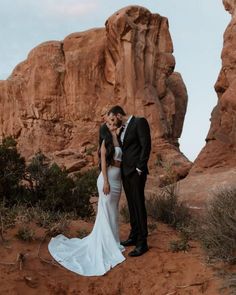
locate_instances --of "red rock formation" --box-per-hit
[176,1,236,208]
[190,0,236,174]
[0,6,191,175]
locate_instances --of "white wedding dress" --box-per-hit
[48,146,125,276]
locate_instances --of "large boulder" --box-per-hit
[0,6,191,175]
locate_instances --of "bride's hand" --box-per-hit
[116,126,122,135]
[103,181,110,195]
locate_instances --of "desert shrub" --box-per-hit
[25,152,49,203]
[16,226,35,241]
[45,218,70,237]
[26,152,74,210]
[0,141,97,220]
[27,204,76,229]
[74,168,99,198]
[77,228,90,238]
[222,272,236,295]
[146,184,190,229]
[0,201,17,230]
[0,136,26,205]
[25,152,96,218]
[155,153,163,167]
[216,269,236,295]
[0,199,74,240]
[0,201,36,239]
[161,161,178,186]
[156,160,179,187]
[169,235,190,253]
[40,163,75,212]
[71,168,99,218]
[199,187,236,263]
[119,204,130,223]
[85,145,97,156]
[147,222,157,232]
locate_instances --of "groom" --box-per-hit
[107,105,151,257]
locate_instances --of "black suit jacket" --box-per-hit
[121,116,151,176]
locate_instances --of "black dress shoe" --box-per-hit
[128,245,149,257]
[120,238,137,247]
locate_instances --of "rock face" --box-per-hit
[178,168,236,209]
[177,0,236,208]
[191,0,236,174]
[0,6,191,174]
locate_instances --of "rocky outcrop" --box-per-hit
[223,0,236,14]
[191,0,236,174]
[176,0,236,208]
[0,6,191,174]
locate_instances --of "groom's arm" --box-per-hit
[136,117,151,172]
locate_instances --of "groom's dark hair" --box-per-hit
[108,105,126,116]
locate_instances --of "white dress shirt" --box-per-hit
[120,115,133,143]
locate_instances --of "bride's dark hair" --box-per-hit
[98,123,115,169]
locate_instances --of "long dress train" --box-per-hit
[48,147,125,276]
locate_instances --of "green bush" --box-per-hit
[0,139,98,220]
[74,168,99,197]
[25,152,97,218]
[71,168,98,218]
[0,136,25,205]
[199,187,236,263]
[26,152,75,211]
[25,152,49,203]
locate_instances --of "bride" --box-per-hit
[48,120,125,276]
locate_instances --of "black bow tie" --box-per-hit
[120,125,125,132]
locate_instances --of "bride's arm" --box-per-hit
[101,140,110,195]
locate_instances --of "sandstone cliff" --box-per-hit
[190,0,236,174]
[0,6,191,175]
[178,0,236,207]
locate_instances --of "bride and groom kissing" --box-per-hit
[48,105,151,276]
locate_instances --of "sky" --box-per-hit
[0,0,230,161]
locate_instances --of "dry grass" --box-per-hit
[199,187,236,263]
[76,228,90,238]
[45,219,70,237]
[15,226,35,242]
[146,184,191,229]
[223,273,236,295]
[169,236,191,253]
[0,201,72,241]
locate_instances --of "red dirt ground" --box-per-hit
[0,217,227,295]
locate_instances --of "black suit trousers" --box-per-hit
[122,170,148,246]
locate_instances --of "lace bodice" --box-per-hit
[114,146,122,161]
